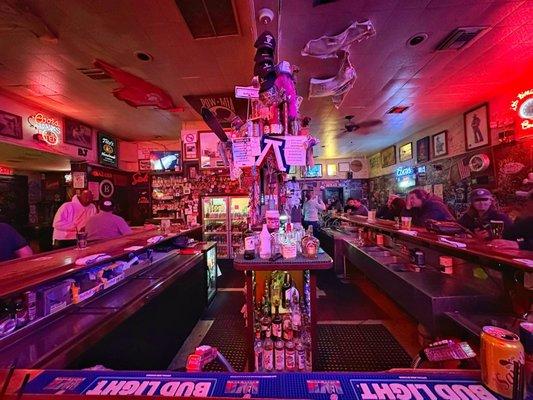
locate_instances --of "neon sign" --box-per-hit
[28,113,61,145]
[510,89,533,140]
[0,166,14,175]
[416,165,426,174]
[396,166,414,177]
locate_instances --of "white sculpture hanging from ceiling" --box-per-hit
[302,20,375,108]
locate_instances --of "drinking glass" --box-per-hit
[76,230,87,250]
[367,210,377,221]
[401,216,412,230]
[490,220,505,239]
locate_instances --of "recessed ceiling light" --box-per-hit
[134,51,153,62]
[407,33,428,47]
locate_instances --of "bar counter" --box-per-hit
[337,215,532,271]
[0,226,202,298]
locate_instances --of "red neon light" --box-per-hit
[0,166,14,175]
[510,89,533,140]
[28,113,61,145]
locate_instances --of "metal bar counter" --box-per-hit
[337,215,532,272]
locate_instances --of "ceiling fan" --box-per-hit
[336,115,382,137]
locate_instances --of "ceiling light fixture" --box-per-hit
[134,51,153,62]
[407,33,428,47]
[387,105,410,114]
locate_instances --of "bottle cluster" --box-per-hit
[253,271,312,372]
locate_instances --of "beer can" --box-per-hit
[481,326,524,398]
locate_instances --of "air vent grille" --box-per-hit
[77,67,112,80]
[436,27,488,51]
[175,0,239,39]
[387,105,410,114]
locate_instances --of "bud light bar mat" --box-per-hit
[23,369,504,399]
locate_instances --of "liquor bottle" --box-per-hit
[281,273,292,309]
[291,292,302,337]
[274,338,285,371]
[263,330,274,372]
[244,220,256,260]
[260,307,272,340]
[254,328,264,372]
[272,303,282,340]
[264,278,271,310]
[301,327,312,371]
[285,338,296,371]
[301,225,319,259]
[259,224,272,259]
[295,336,306,371]
[282,313,293,341]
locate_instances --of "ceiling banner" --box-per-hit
[184,93,248,128]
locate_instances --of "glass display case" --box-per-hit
[202,196,229,258]
[206,246,217,303]
[229,196,249,258]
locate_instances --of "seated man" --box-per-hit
[458,188,512,240]
[86,200,132,241]
[344,198,368,216]
[404,189,454,227]
[490,192,533,251]
[0,223,33,262]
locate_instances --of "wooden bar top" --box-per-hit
[234,252,332,271]
[337,215,533,271]
[0,226,202,298]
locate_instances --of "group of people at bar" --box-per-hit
[1,189,132,262]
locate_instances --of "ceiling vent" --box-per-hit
[387,105,410,114]
[77,67,112,80]
[175,0,239,39]
[436,27,488,51]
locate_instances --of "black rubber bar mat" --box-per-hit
[316,324,412,371]
[198,316,248,372]
[202,291,245,319]
[217,260,245,289]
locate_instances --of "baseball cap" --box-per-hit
[100,199,114,212]
[471,188,492,201]
[254,31,276,51]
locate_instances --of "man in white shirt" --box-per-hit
[86,199,132,241]
[52,189,97,248]
[302,189,326,231]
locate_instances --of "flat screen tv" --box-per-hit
[150,151,182,172]
[302,164,322,178]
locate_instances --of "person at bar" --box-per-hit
[86,199,132,241]
[458,188,512,240]
[302,189,326,231]
[490,192,533,251]
[377,195,405,220]
[343,197,368,216]
[52,189,97,248]
[404,189,454,227]
[0,223,33,261]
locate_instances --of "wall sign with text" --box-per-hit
[97,131,118,167]
[510,88,533,140]
[28,113,61,145]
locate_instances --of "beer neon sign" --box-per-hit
[28,113,61,145]
[0,166,14,175]
[510,89,533,140]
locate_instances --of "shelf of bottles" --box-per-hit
[202,197,229,258]
[252,269,312,372]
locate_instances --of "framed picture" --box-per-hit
[64,118,93,149]
[399,142,413,162]
[138,159,151,171]
[381,146,396,168]
[0,110,22,139]
[416,136,430,163]
[199,130,227,169]
[183,141,198,160]
[338,162,350,172]
[302,164,322,178]
[464,103,490,150]
[432,130,448,157]
[369,153,381,172]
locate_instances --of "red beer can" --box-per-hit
[481,326,524,398]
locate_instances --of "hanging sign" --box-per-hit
[283,136,307,166]
[28,113,61,145]
[99,179,114,198]
[232,137,255,167]
[183,93,247,128]
[255,136,289,172]
[72,172,86,189]
[97,132,118,168]
[235,85,259,99]
[510,88,533,140]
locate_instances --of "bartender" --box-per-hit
[0,223,33,262]
[404,189,454,226]
[458,188,512,240]
[52,189,97,248]
[86,199,132,241]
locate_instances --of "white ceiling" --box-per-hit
[0,0,531,160]
[0,141,70,171]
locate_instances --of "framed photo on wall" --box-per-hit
[199,130,227,169]
[432,130,448,157]
[464,103,490,150]
[381,146,396,168]
[0,110,22,139]
[183,141,198,160]
[64,118,93,149]
[416,136,430,163]
[399,142,413,162]
[338,162,350,172]
[138,159,151,171]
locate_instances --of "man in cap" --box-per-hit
[52,189,97,248]
[85,199,132,241]
[458,188,512,240]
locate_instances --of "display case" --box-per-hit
[202,196,229,258]
[206,245,217,303]
[229,196,249,258]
